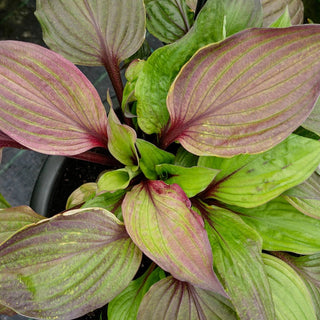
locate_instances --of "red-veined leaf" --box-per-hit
[35,0,146,66]
[122,180,226,296]
[0,207,142,320]
[262,0,304,26]
[0,41,108,156]
[137,277,237,320]
[163,26,320,157]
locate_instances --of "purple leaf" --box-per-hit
[137,276,237,320]
[0,41,108,156]
[162,26,320,157]
[0,130,25,149]
[122,180,226,296]
[0,207,142,319]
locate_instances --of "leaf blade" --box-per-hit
[0,207,142,320]
[122,181,226,296]
[0,41,108,155]
[163,26,320,156]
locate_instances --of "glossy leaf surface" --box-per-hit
[262,0,304,26]
[283,171,320,219]
[202,204,275,320]
[0,206,44,245]
[234,197,320,254]
[0,41,108,155]
[35,0,146,66]
[107,108,138,168]
[262,254,316,320]
[137,276,237,320]
[108,267,165,320]
[145,0,194,43]
[136,139,175,180]
[163,26,320,156]
[199,135,320,207]
[137,0,263,134]
[122,180,226,295]
[155,164,219,197]
[0,208,142,319]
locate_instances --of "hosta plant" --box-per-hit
[1,0,320,319]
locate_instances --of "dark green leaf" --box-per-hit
[0,193,10,209]
[202,203,275,320]
[174,146,198,167]
[145,0,194,43]
[136,139,175,180]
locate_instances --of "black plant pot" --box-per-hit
[29,156,108,320]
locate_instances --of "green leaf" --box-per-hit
[137,276,237,320]
[136,139,175,180]
[199,134,320,208]
[97,167,139,193]
[0,206,44,245]
[283,171,320,219]
[155,164,219,197]
[122,180,226,296]
[262,253,316,320]
[162,26,320,156]
[283,253,320,318]
[66,183,97,210]
[233,197,320,254]
[0,193,10,209]
[202,203,275,320]
[0,207,142,320]
[122,59,146,114]
[108,266,165,320]
[0,41,108,156]
[262,0,304,27]
[302,95,320,136]
[82,189,126,221]
[107,108,138,168]
[135,0,226,135]
[35,0,146,66]
[174,146,198,167]
[269,6,292,27]
[145,0,194,43]
[137,0,263,135]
